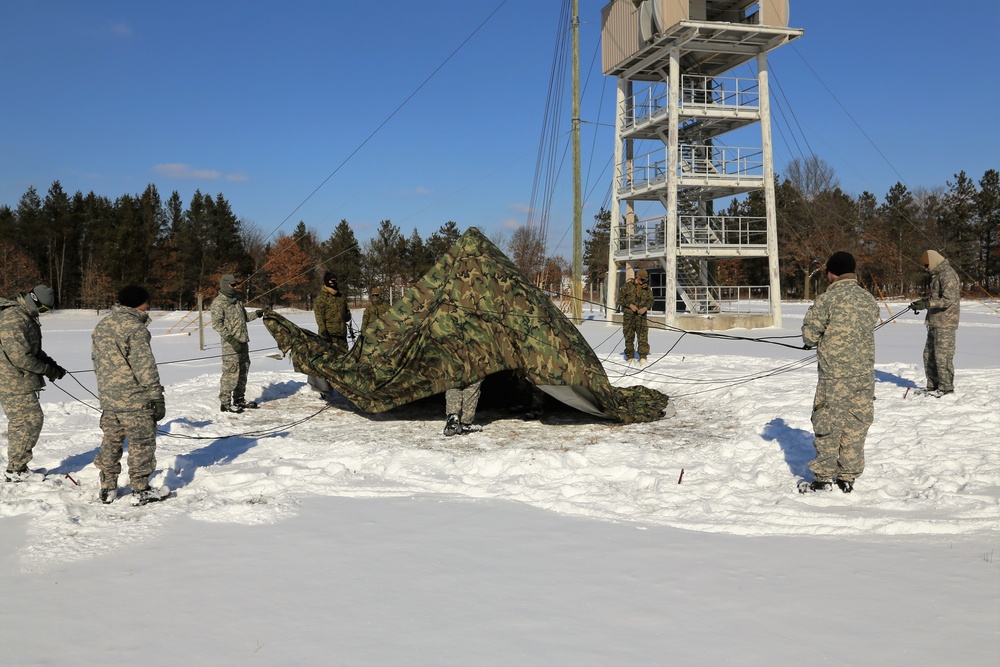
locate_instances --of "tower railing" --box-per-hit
[618,144,764,191]
[620,74,760,129]
[678,215,768,247]
[614,215,767,258]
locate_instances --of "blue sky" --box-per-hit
[2,1,997,258]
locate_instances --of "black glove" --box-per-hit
[255,309,265,318]
[348,325,356,342]
[150,397,166,422]
[44,363,67,382]
[910,299,929,313]
[320,331,332,342]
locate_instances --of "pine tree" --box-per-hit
[583,208,610,290]
[320,220,362,299]
[975,169,1000,291]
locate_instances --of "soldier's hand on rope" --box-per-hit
[44,363,67,382]
[909,299,929,313]
[255,309,265,318]
[150,397,166,422]
[629,304,638,313]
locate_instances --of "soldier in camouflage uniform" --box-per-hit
[0,285,66,482]
[444,380,483,436]
[910,250,960,397]
[360,287,389,336]
[800,251,879,494]
[314,272,352,354]
[91,286,165,504]
[618,269,654,363]
[210,274,264,413]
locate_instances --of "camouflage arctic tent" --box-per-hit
[263,227,670,423]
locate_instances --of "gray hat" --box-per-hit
[30,285,55,310]
[220,274,237,288]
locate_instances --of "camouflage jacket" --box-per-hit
[802,275,878,379]
[314,286,350,338]
[92,305,163,412]
[0,295,51,395]
[361,300,390,333]
[210,292,259,344]
[618,280,653,318]
[924,259,961,329]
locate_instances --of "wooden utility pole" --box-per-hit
[571,0,583,322]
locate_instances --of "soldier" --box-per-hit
[210,274,264,413]
[910,249,961,397]
[0,285,66,482]
[314,272,352,354]
[444,380,484,436]
[360,287,389,335]
[619,269,654,364]
[800,251,879,494]
[91,285,166,505]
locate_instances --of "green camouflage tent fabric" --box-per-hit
[263,227,671,423]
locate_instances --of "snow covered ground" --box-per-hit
[1,299,998,665]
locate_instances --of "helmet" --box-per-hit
[371,287,382,296]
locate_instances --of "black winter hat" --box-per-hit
[118,285,149,308]
[825,251,856,276]
[323,272,338,288]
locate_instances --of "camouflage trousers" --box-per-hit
[220,340,251,404]
[445,379,483,423]
[809,375,875,482]
[622,314,649,359]
[923,326,957,392]
[0,391,44,471]
[95,409,157,490]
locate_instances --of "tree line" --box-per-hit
[2,160,996,311]
[0,182,479,310]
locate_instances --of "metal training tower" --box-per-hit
[602,0,802,330]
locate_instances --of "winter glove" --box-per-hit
[320,331,332,342]
[909,299,929,313]
[150,397,166,422]
[348,325,356,342]
[44,363,67,382]
[255,309,265,318]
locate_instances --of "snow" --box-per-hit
[2,301,998,665]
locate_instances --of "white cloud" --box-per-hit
[109,21,132,37]
[154,163,221,180]
[226,173,249,182]
[393,186,432,197]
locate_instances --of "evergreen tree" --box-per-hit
[320,220,362,299]
[941,172,979,283]
[362,220,405,293]
[41,181,76,302]
[425,221,462,262]
[583,208,610,289]
[975,169,1000,291]
[402,227,431,283]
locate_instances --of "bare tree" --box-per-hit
[508,226,546,281]
[785,155,840,201]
